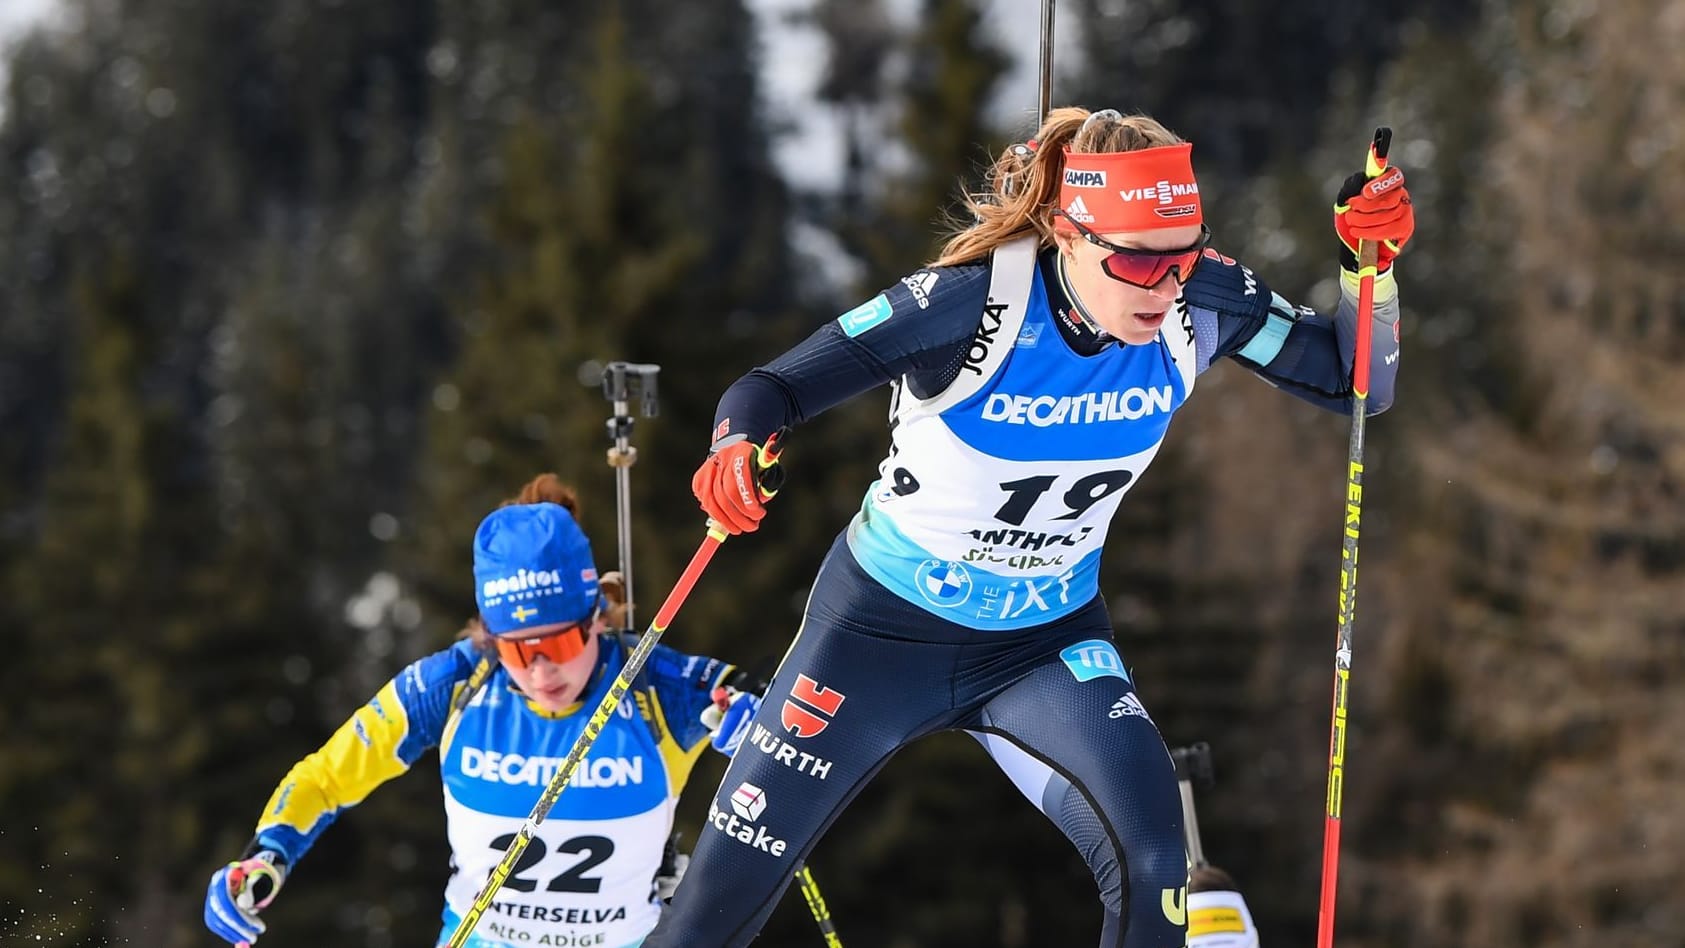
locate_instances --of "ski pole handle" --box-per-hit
[1351,126,1390,397]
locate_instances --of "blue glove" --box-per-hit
[700,687,761,757]
[204,851,286,946]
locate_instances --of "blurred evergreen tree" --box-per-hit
[407,0,799,650]
[809,0,1008,278]
[0,0,457,940]
[799,0,895,231]
[1064,0,1478,174]
[1343,2,1685,945]
[0,247,323,947]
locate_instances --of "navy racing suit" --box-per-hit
[646,240,1400,946]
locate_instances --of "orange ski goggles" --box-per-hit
[493,622,591,669]
[1060,213,1211,289]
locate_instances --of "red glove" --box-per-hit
[1334,164,1413,273]
[691,431,786,535]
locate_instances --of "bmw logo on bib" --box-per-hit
[914,559,973,608]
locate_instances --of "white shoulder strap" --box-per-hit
[1162,299,1198,396]
[892,234,1040,425]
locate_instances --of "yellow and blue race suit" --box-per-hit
[251,635,734,948]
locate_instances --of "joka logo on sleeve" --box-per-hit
[780,674,846,739]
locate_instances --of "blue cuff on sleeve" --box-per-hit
[1235,310,1294,366]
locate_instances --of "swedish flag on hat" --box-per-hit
[472,503,600,635]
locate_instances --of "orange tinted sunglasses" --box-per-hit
[1058,212,1210,289]
[494,622,590,669]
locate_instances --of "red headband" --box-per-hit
[1054,142,1203,233]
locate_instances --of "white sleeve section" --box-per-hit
[977,732,1057,812]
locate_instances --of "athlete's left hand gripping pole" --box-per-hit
[444,435,788,948]
[1315,126,1391,948]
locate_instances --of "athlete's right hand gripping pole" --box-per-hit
[443,435,786,948]
[1316,126,1391,948]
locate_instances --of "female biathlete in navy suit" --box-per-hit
[650,106,1414,947]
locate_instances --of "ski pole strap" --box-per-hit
[449,655,498,720]
[752,427,791,499]
[228,853,285,910]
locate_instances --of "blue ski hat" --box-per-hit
[472,502,600,635]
